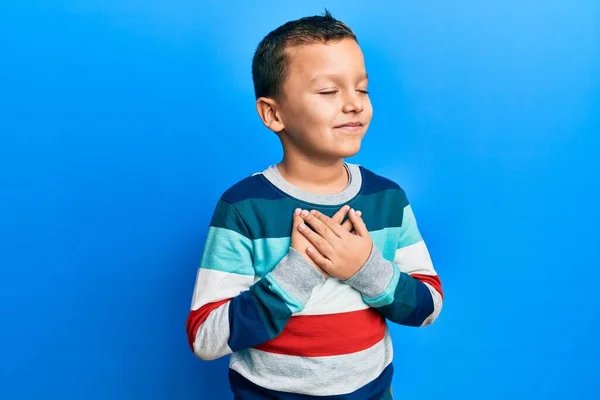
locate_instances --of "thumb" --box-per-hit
[349,208,369,237]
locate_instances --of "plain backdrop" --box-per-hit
[1,1,599,399]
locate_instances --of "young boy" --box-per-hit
[186,10,443,400]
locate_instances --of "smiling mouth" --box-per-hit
[334,122,364,134]
[335,122,363,128]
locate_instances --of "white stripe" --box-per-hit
[191,269,368,316]
[190,268,255,310]
[229,330,393,396]
[296,277,369,316]
[393,240,437,276]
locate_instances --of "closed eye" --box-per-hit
[319,90,338,96]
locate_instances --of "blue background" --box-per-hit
[1,1,599,399]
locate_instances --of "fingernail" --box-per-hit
[357,210,362,216]
[306,247,313,253]
[299,223,306,230]
[344,205,350,210]
[301,210,309,217]
[310,210,317,215]
[294,208,301,215]
[350,208,355,213]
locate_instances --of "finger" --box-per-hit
[310,209,347,238]
[298,221,335,257]
[351,210,363,235]
[300,210,338,243]
[349,208,369,237]
[292,211,308,251]
[292,208,302,224]
[330,205,351,224]
[306,246,334,271]
[294,208,302,221]
[341,218,353,232]
[342,211,362,235]
[341,209,361,233]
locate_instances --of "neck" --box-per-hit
[277,151,349,195]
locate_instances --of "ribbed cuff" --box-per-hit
[268,247,326,306]
[343,245,395,298]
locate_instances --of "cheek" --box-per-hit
[313,101,339,128]
[364,98,374,120]
[299,100,338,130]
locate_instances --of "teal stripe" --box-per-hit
[263,274,303,313]
[253,237,290,277]
[201,214,421,278]
[363,262,401,307]
[233,188,407,239]
[250,226,409,278]
[200,226,255,276]
[398,205,423,248]
[376,273,421,323]
[209,199,250,238]
[369,227,403,261]
[380,387,394,400]
[339,188,406,230]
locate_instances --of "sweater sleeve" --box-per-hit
[186,198,325,360]
[343,197,444,327]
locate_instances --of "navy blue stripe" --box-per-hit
[222,174,286,204]
[229,363,394,399]
[398,278,435,326]
[227,281,293,352]
[376,274,434,327]
[359,166,402,195]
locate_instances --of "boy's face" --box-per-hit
[276,38,372,160]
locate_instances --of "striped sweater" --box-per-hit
[186,163,444,399]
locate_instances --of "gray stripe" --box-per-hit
[261,163,362,205]
[229,331,393,396]
[193,301,233,360]
[269,247,326,308]
[343,245,395,298]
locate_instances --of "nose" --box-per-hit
[341,90,364,114]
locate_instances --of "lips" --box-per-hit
[335,122,363,128]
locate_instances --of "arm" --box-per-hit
[186,199,325,360]
[343,203,444,327]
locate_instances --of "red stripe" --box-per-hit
[412,273,443,299]
[254,308,386,357]
[186,298,230,350]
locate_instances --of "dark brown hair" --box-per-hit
[251,9,358,99]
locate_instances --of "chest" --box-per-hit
[252,228,400,277]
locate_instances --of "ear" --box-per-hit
[256,97,285,133]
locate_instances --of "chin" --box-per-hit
[333,142,362,158]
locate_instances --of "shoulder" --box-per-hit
[355,164,408,203]
[210,166,286,238]
[208,171,272,235]
[218,168,282,206]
